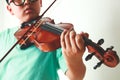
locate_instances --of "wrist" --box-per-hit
[65,60,86,80]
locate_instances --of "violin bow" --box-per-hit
[0,0,57,62]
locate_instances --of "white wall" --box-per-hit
[0,0,120,80]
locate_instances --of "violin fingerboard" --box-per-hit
[41,22,63,35]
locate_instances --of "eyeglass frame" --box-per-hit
[7,0,38,6]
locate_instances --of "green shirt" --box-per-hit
[0,27,67,80]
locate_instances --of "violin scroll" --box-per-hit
[84,37,120,69]
[104,48,119,67]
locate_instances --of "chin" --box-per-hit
[21,14,39,23]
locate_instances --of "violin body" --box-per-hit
[14,17,61,52]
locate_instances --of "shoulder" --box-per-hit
[0,27,18,36]
[0,27,18,42]
[0,27,19,54]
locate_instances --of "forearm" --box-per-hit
[65,60,86,80]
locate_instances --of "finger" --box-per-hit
[80,32,89,38]
[69,30,78,52]
[75,34,85,51]
[60,30,67,49]
[64,30,71,48]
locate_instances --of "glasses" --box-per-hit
[8,0,38,6]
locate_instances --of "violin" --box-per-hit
[14,19,119,69]
[0,0,119,69]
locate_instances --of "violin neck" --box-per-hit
[41,22,108,57]
[41,22,64,35]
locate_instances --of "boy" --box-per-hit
[0,0,87,80]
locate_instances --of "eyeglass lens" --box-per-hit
[12,0,37,6]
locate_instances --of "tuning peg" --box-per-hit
[106,46,114,51]
[93,60,103,69]
[97,39,104,45]
[85,53,95,61]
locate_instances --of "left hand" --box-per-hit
[60,23,88,80]
[60,30,87,65]
[61,30,88,80]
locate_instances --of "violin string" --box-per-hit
[21,20,44,45]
